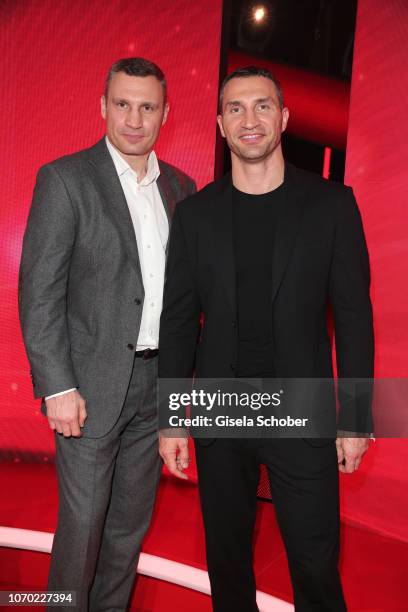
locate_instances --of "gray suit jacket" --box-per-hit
[19,137,196,437]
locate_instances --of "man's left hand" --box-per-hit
[335,437,369,473]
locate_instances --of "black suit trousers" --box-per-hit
[194,438,346,612]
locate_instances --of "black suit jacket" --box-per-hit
[159,163,374,434]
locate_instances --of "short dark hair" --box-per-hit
[219,65,284,111]
[104,57,167,102]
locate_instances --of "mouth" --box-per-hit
[122,133,145,143]
[239,133,264,144]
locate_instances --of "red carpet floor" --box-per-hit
[1,462,407,611]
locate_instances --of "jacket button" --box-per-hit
[127,343,134,350]
[232,320,237,328]
[230,363,236,372]
[134,298,141,305]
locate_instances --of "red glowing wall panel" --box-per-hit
[342,0,408,541]
[0,0,223,455]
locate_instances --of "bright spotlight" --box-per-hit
[237,2,273,51]
[253,6,267,23]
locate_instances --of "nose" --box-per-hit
[125,107,142,129]
[241,108,260,130]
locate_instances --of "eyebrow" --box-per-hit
[112,97,157,106]
[254,97,273,104]
[111,97,130,104]
[225,96,274,108]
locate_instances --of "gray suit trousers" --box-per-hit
[47,355,162,611]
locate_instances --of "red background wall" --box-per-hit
[0,0,223,456]
[1,0,407,544]
[341,0,408,541]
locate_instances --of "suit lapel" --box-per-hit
[214,174,236,315]
[271,163,306,304]
[86,138,143,279]
[157,161,177,228]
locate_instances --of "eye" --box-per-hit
[142,104,154,112]
[116,101,128,109]
[229,106,241,114]
[257,103,270,111]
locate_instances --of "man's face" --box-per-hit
[101,72,169,161]
[217,75,289,163]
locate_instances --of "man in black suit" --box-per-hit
[19,57,195,610]
[159,66,374,611]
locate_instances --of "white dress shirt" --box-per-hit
[46,137,168,400]
[106,137,168,349]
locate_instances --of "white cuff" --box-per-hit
[45,388,76,401]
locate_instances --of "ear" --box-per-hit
[217,114,226,138]
[162,102,170,126]
[281,107,289,133]
[101,95,107,120]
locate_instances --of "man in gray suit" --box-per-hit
[19,57,195,610]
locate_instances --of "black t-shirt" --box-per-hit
[232,183,285,377]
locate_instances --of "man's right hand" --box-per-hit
[159,433,189,480]
[45,390,87,437]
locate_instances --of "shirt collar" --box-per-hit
[105,136,160,186]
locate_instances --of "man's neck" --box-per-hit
[107,137,150,181]
[231,149,285,195]
[123,152,149,182]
